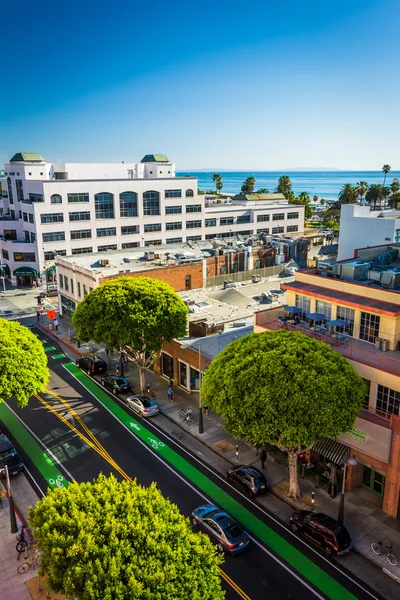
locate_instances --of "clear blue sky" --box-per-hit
[1,0,399,170]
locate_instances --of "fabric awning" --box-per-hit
[46,265,56,274]
[0,264,11,276]
[312,437,349,466]
[13,266,37,277]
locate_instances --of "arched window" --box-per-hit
[185,275,192,290]
[51,194,62,204]
[143,191,160,216]
[186,189,194,197]
[95,192,114,219]
[120,191,137,217]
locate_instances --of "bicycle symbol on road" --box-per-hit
[48,475,65,488]
[147,438,165,451]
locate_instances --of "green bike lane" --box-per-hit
[62,362,366,600]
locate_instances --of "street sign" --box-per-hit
[47,310,56,319]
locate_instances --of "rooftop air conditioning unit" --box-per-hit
[144,251,155,261]
[99,259,109,267]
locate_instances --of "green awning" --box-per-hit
[0,264,11,276]
[13,266,37,277]
[46,265,56,274]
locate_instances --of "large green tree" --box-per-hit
[390,177,400,195]
[201,331,364,500]
[241,176,256,193]
[365,183,384,210]
[72,277,188,391]
[0,319,49,406]
[29,474,224,600]
[382,164,391,186]
[356,181,369,203]
[276,175,292,197]
[212,173,223,194]
[338,183,358,204]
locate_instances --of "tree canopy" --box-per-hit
[29,474,224,600]
[72,277,188,389]
[241,176,256,193]
[201,330,364,498]
[212,173,223,193]
[0,318,49,407]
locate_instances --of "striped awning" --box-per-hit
[312,438,349,466]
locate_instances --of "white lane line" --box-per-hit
[4,403,75,483]
[65,369,335,600]
[24,466,46,498]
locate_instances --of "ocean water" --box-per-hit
[176,171,400,200]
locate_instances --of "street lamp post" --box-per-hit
[0,465,18,533]
[338,457,358,525]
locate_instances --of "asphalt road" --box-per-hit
[2,325,386,600]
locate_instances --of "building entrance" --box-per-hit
[361,466,385,497]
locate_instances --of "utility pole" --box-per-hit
[0,465,18,533]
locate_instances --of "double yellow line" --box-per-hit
[36,389,251,600]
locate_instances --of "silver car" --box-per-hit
[125,395,159,418]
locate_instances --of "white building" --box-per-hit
[0,152,304,286]
[338,204,400,261]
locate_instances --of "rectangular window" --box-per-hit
[67,193,89,203]
[69,211,91,221]
[51,195,62,204]
[16,179,24,202]
[186,235,201,241]
[237,215,251,224]
[144,240,162,246]
[359,312,380,344]
[205,234,216,240]
[83,284,88,296]
[120,192,138,217]
[186,204,201,213]
[166,222,182,231]
[165,205,182,214]
[41,213,64,224]
[287,212,299,219]
[30,232,36,243]
[96,227,117,237]
[295,294,311,319]
[23,212,28,222]
[220,217,234,226]
[257,228,270,234]
[315,300,332,322]
[144,223,162,233]
[59,273,63,288]
[166,237,183,244]
[272,226,284,234]
[71,230,92,240]
[121,225,139,235]
[70,279,74,294]
[273,213,285,221]
[64,276,69,291]
[71,247,93,255]
[205,218,217,227]
[44,250,66,261]
[377,385,400,417]
[7,177,13,203]
[24,230,30,242]
[287,225,298,232]
[77,282,81,297]
[179,361,188,388]
[336,305,355,336]
[29,193,44,202]
[143,191,160,216]
[2,249,9,260]
[122,242,140,249]
[186,220,201,229]
[43,232,66,242]
[165,189,182,198]
[28,214,34,224]
[97,244,117,252]
[95,193,114,219]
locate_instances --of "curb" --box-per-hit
[0,478,32,540]
[36,323,83,357]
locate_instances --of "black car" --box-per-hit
[0,434,24,476]
[227,465,270,497]
[289,511,353,558]
[76,356,107,375]
[191,505,249,554]
[101,375,131,394]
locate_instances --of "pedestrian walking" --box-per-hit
[169,377,174,388]
[260,449,267,470]
[53,318,59,332]
[202,402,209,416]
[167,386,174,402]
[36,311,41,322]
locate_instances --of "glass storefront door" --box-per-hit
[161,353,174,380]
[190,366,200,390]
[179,361,188,389]
[361,466,385,497]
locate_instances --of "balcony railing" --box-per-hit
[255,308,400,378]
[0,216,18,221]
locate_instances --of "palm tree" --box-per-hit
[391,178,400,195]
[256,188,269,194]
[276,175,292,198]
[356,181,369,204]
[388,192,400,210]
[382,186,391,207]
[338,184,358,204]
[212,173,223,194]
[382,164,391,186]
[365,184,384,210]
[312,195,319,203]
[320,199,325,206]
[241,176,256,194]
[298,191,310,202]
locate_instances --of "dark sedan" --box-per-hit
[227,465,270,497]
[191,504,249,554]
[101,376,132,394]
[0,434,24,476]
[289,511,353,558]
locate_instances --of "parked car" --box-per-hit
[191,504,249,554]
[0,434,24,476]
[101,375,131,394]
[76,356,107,375]
[318,229,333,236]
[227,465,270,497]
[289,511,352,557]
[124,395,159,417]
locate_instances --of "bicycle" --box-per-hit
[17,548,41,574]
[16,526,29,555]
[178,408,193,425]
[146,386,156,401]
[371,541,397,566]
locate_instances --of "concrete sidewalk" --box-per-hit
[34,315,400,596]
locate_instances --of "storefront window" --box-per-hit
[359,311,380,344]
[179,362,188,388]
[162,353,174,380]
[295,294,311,319]
[190,367,200,390]
[336,306,355,337]
[361,466,385,497]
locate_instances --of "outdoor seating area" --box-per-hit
[278,308,350,346]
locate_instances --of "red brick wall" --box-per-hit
[383,415,400,517]
[99,262,203,292]
[154,339,210,383]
